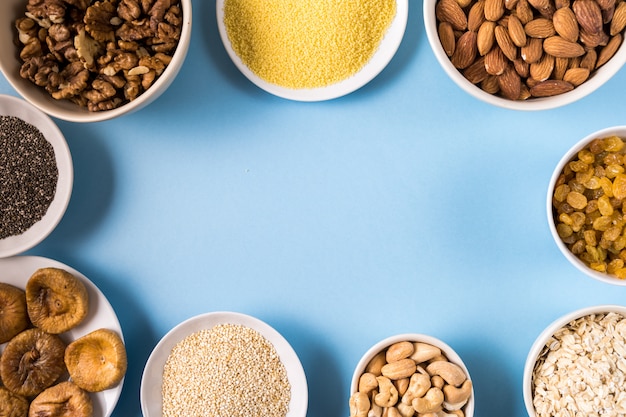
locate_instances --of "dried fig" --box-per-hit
[0,386,29,417]
[0,328,66,397]
[65,328,127,392]
[0,283,30,344]
[28,381,92,417]
[25,268,89,334]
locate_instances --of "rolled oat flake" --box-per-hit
[0,116,58,239]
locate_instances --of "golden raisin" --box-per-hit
[566,191,587,210]
[613,174,626,199]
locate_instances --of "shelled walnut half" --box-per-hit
[14,0,183,111]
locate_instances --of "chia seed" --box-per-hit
[0,116,58,239]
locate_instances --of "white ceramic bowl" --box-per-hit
[350,333,474,417]
[0,0,192,123]
[523,305,626,417]
[0,94,72,257]
[547,126,626,286]
[216,0,408,101]
[140,311,308,417]
[423,0,626,111]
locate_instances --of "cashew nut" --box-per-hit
[381,358,417,380]
[425,361,467,387]
[395,377,410,396]
[396,401,415,417]
[366,351,387,376]
[374,376,399,408]
[350,392,370,417]
[443,380,472,410]
[431,375,445,389]
[410,343,442,364]
[385,406,401,417]
[368,391,383,417]
[412,387,444,414]
[359,372,379,394]
[387,341,415,362]
[402,373,431,405]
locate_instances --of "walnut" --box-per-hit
[148,0,172,31]
[15,17,39,44]
[118,0,142,21]
[50,60,89,99]
[26,0,67,24]
[84,1,117,42]
[46,24,77,62]
[116,18,154,41]
[19,55,59,87]
[74,27,103,68]
[150,20,179,53]
[122,73,141,100]
[164,4,182,26]
[19,37,43,60]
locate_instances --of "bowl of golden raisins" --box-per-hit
[0,0,191,123]
[549,126,626,285]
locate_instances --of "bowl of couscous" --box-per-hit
[140,311,308,417]
[216,0,408,101]
[548,126,626,285]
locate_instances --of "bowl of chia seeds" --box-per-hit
[0,94,73,257]
[140,311,308,417]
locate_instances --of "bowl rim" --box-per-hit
[140,311,308,417]
[546,125,626,286]
[0,94,73,257]
[0,0,192,123]
[215,0,409,102]
[422,0,626,111]
[522,304,626,417]
[350,333,474,417]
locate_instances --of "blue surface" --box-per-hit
[2,1,626,417]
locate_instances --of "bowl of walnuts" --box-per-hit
[548,125,626,285]
[0,0,192,123]
[424,0,626,110]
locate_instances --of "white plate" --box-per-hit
[216,0,408,101]
[140,311,308,417]
[0,255,124,417]
[0,95,73,257]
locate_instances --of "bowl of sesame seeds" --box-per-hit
[216,0,408,101]
[140,311,308,417]
[0,94,73,258]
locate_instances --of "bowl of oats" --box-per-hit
[548,126,626,285]
[523,305,626,417]
[0,0,192,123]
[423,0,626,110]
[140,311,308,417]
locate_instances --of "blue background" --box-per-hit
[2,1,626,416]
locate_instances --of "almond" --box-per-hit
[553,56,570,79]
[563,67,590,85]
[495,24,518,60]
[528,0,556,18]
[463,56,489,83]
[505,0,520,9]
[516,0,535,24]
[508,14,528,46]
[451,30,478,69]
[525,18,557,38]
[555,0,571,9]
[513,57,530,77]
[485,0,506,20]
[553,7,580,42]
[478,20,497,55]
[611,1,626,35]
[596,33,623,67]
[529,52,555,80]
[436,0,468,31]
[580,49,597,70]
[468,0,487,31]
[543,35,586,57]
[521,37,544,62]
[579,28,610,47]
[497,64,522,99]
[456,0,474,8]
[572,0,604,34]
[529,79,575,96]
[438,21,456,56]
[485,45,509,74]
[481,74,501,93]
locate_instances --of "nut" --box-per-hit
[543,35,586,57]
[381,359,417,380]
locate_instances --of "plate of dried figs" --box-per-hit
[0,256,125,417]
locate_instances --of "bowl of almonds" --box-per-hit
[0,0,192,123]
[548,126,626,285]
[349,334,474,417]
[424,0,626,110]
[523,305,626,417]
